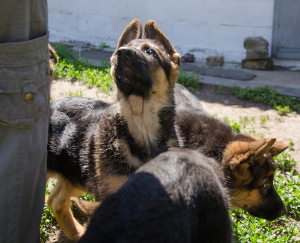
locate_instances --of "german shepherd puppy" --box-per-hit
[174,84,288,221]
[72,85,288,222]
[47,18,180,241]
[78,148,232,243]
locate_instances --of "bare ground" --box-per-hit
[47,78,300,242]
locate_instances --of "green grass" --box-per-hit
[99,42,110,51]
[228,85,300,113]
[275,152,297,172]
[231,170,300,243]
[69,90,82,97]
[177,69,200,92]
[52,43,113,93]
[40,182,57,242]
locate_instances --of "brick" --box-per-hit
[246,49,269,60]
[206,56,224,66]
[244,37,269,50]
[242,58,273,70]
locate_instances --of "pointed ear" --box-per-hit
[144,20,180,65]
[251,137,276,159]
[116,18,142,49]
[269,141,289,156]
[223,138,276,180]
[70,197,101,217]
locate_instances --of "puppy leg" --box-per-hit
[46,176,84,241]
[70,197,101,217]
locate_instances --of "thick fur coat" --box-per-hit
[78,148,232,243]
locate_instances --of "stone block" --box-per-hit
[206,56,224,66]
[182,53,195,62]
[242,58,273,70]
[246,49,269,60]
[244,37,269,50]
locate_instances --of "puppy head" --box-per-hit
[110,19,180,99]
[222,137,288,220]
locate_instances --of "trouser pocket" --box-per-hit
[0,34,50,128]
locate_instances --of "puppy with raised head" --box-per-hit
[78,148,232,243]
[47,18,180,241]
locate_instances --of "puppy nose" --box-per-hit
[117,47,134,58]
[279,205,288,217]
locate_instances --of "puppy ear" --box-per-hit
[144,20,180,64]
[269,141,289,156]
[48,44,57,77]
[70,197,101,217]
[223,138,276,180]
[116,18,142,49]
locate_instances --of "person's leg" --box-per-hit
[0,1,49,242]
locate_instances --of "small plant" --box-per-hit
[247,123,264,138]
[276,105,292,116]
[260,115,269,126]
[177,69,200,92]
[99,42,110,51]
[276,116,285,122]
[223,116,241,134]
[239,116,250,128]
[289,139,295,150]
[69,90,83,97]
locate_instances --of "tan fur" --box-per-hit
[70,197,101,217]
[105,175,129,195]
[115,138,145,168]
[46,174,84,241]
[47,18,181,241]
[114,66,175,151]
[222,137,287,211]
[230,188,262,210]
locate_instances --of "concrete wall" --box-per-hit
[48,0,275,63]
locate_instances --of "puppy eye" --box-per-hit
[147,49,156,56]
[259,177,272,190]
[263,182,270,189]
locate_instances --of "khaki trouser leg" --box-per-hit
[0,1,49,243]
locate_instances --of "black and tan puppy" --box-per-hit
[77,148,232,243]
[46,18,180,241]
[67,89,288,224]
[174,84,288,221]
[73,86,289,222]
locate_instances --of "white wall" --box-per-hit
[48,0,275,63]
